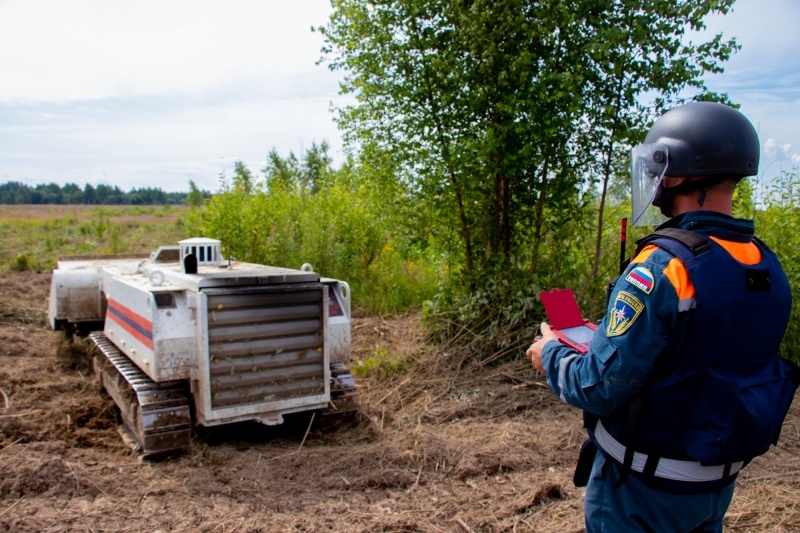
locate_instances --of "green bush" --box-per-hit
[191,152,800,365]
[10,253,34,271]
[200,159,440,315]
[352,346,407,380]
[754,170,800,362]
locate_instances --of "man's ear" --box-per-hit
[662,176,687,189]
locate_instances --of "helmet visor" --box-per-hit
[631,143,669,226]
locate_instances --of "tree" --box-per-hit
[263,141,334,196]
[320,0,560,278]
[186,180,205,207]
[301,140,333,194]
[577,0,739,286]
[320,0,740,358]
[321,0,737,274]
[263,149,300,192]
[62,183,82,204]
[233,162,255,195]
[83,183,97,204]
[0,181,191,205]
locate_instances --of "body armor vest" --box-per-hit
[598,229,797,468]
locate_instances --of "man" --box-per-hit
[527,101,798,532]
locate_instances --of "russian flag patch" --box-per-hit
[625,266,654,294]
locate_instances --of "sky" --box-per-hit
[0,0,798,194]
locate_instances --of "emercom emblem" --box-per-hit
[607,291,645,337]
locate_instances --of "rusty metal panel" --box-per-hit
[208,303,320,326]
[208,318,321,342]
[208,334,323,358]
[204,287,323,304]
[211,378,325,407]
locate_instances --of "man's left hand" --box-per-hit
[526,322,558,375]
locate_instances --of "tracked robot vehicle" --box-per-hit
[47,238,355,457]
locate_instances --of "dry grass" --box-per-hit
[0,272,798,532]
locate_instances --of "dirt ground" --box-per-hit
[1,271,798,532]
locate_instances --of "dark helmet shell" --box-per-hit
[644,101,759,178]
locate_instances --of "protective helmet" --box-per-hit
[631,101,760,225]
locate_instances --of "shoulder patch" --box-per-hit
[607,291,645,337]
[625,266,654,294]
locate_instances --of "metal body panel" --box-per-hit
[140,261,320,292]
[150,289,197,381]
[48,268,104,326]
[323,279,352,364]
[48,255,146,327]
[95,265,197,381]
[101,270,161,381]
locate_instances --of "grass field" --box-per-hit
[0,204,189,271]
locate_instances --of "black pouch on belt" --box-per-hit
[573,438,598,487]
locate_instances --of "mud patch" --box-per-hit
[0,446,101,499]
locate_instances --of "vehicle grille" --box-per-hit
[205,284,325,409]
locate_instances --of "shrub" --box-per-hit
[201,160,441,315]
[10,253,33,271]
[756,170,800,362]
[352,346,407,381]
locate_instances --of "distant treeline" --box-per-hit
[0,181,211,205]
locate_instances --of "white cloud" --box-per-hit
[695,0,800,181]
[1,0,798,192]
[761,139,793,159]
[700,0,800,72]
[0,93,345,192]
[0,0,349,191]
[764,138,779,157]
[0,0,333,104]
[792,154,800,167]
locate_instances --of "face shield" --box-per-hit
[631,143,669,226]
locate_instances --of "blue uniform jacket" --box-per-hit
[541,211,796,470]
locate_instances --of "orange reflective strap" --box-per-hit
[631,244,693,299]
[709,237,762,265]
[629,236,761,302]
[631,244,658,264]
[663,258,695,300]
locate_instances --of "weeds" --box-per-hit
[9,254,33,272]
[352,346,407,381]
[0,302,47,327]
[0,205,189,271]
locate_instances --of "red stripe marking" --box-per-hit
[108,299,154,350]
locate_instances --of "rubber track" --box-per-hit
[90,332,192,458]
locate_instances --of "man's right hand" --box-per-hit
[526,322,558,375]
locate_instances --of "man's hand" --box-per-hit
[526,322,558,375]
